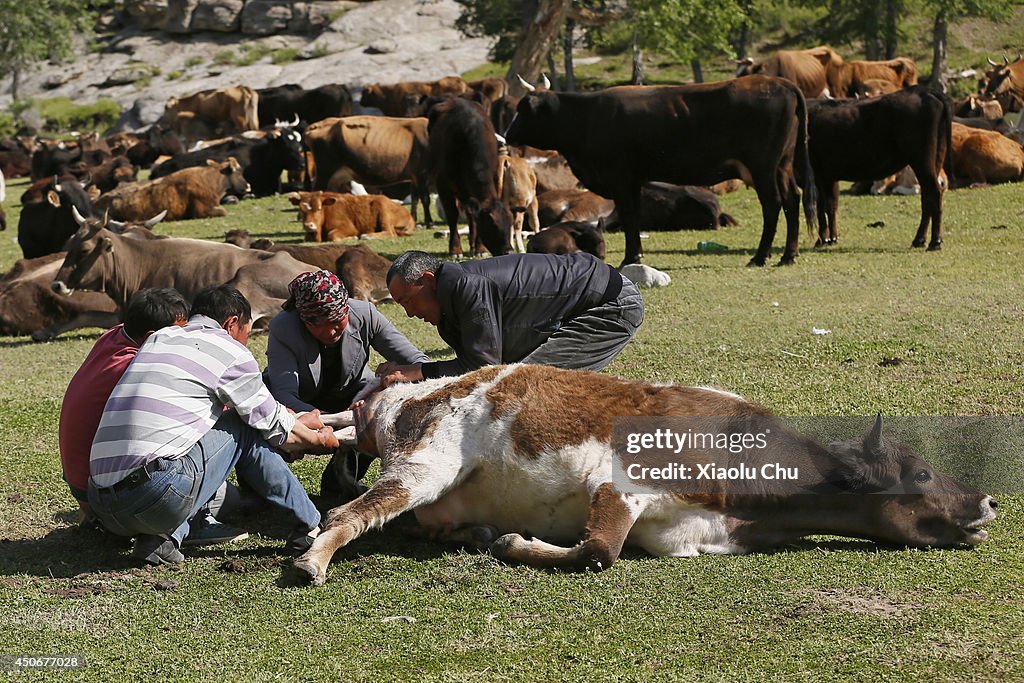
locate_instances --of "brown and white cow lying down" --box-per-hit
[295,364,996,585]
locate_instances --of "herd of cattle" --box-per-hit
[0,50,1022,342]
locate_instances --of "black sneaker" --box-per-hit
[285,525,321,555]
[181,515,249,548]
[131,535,184,566]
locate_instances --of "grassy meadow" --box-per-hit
[1,175,1023,681]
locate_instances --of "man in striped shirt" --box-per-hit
[88,285,337,565]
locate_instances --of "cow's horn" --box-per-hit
[865,413,885,456]
[988,57,1000,67]
[71,205,88,227]
[516,74,536,92]
[319,410,355,428]
[495,133,507,146]
[144,209,168,228]
[290,113,300,127]
[102,208,110,227]
[1003,54,1010,65]
[540,74,551,90]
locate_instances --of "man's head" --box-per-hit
[284,269,350,345]
[124,288,189,343]
[190,285,252,344]
[386,251,443,326]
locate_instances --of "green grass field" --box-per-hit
[1,176,1023,682]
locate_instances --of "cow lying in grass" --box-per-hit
[294,364,996,586]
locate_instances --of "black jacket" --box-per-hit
[422,252,622,378]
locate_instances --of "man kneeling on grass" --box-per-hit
[61,288,249,549]
[87,285,339,566]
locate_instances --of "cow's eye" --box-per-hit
[913,469,932,484]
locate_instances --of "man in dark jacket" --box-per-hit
[380,250,644,383]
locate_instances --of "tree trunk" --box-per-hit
[733,0,753,60]
[930,10,948,93]
[506,0,571,95]
[865,0,882,60]
[691,59,704,84]
[884,0,898,59]
[547,52,560,91]
[631,30,644,85]
[11,68,20,101]
[563,18,576,92]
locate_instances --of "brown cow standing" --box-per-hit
[736,46,842,98]
[163,85,260,133]
[288,191,416,242]
[94,158,251,222]
[305,116,434,227]
[829,57,918,99]
[360,76,468,117]
[981,55,1024,113]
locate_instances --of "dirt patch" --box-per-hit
[803,588,924,617]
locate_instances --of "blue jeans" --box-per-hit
[88,411,320,547]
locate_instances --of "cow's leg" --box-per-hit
[417,184,434,229]
[915,172,943,250]
[295,446,475,585]
[490,483,639,572]
[779,169,801,261]
[441,193,463,258]
[512,210,526,253]
[616,191,644,266]
[825,181,840,245]
[30,310,121,342]
[749,178,783,266]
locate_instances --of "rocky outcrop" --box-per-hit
[125,0,353,34]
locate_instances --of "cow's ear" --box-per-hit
[47,190,61,207]
[101,236,114,252]
[288,194,301,205]
[206,159,218,167]
[322,197,337,206]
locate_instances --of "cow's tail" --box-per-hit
[795,89,818,243]
[938,91,955,190]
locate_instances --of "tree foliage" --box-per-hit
[629,0,746,66]
[0,0,94,98]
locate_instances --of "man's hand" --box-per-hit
[375,363,424,387]
[296,409,326,431]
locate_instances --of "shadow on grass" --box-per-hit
[0,331,103,348]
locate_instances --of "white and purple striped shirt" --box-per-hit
[90,315,296,488]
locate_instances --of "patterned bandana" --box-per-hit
[283,270,349,325]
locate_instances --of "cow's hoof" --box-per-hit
[470,525,499,547]
[30,329,53,343]
[911,239,926,248]
[746,257,767,267]
[778,255,797,266]
[927,241,942,251]
[293,558,326,587]
[489,533,527,562]
[222,195,240,205]
[814,239,824,248]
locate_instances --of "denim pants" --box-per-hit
[89,411,320,547]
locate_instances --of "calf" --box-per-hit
[527,222,606,259]
[497,154,540,253]
[950,122,1024,185]
[632,182,738,231]
[806,86,952,249]
[288,191,416,242]
[427,97,513,257]
[95,158,251,222]
[294,364,996,585]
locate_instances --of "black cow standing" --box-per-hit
[806,86,953,250]
[257,84,353,126]
[427,96,513,258]
[505,75,815,266]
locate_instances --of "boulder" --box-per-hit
[125,0,170,31]
[241,1,293,35]
[165,0,200,33]
[190,0,245,32]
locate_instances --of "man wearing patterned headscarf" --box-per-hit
[265,269,428,501]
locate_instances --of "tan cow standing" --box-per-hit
[163,85,260,133]
[497,154,539,253]
[288,191,416,241]
[95,158,250,222]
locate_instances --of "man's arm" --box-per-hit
[421,278,502,379]
[264,315,316,412]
